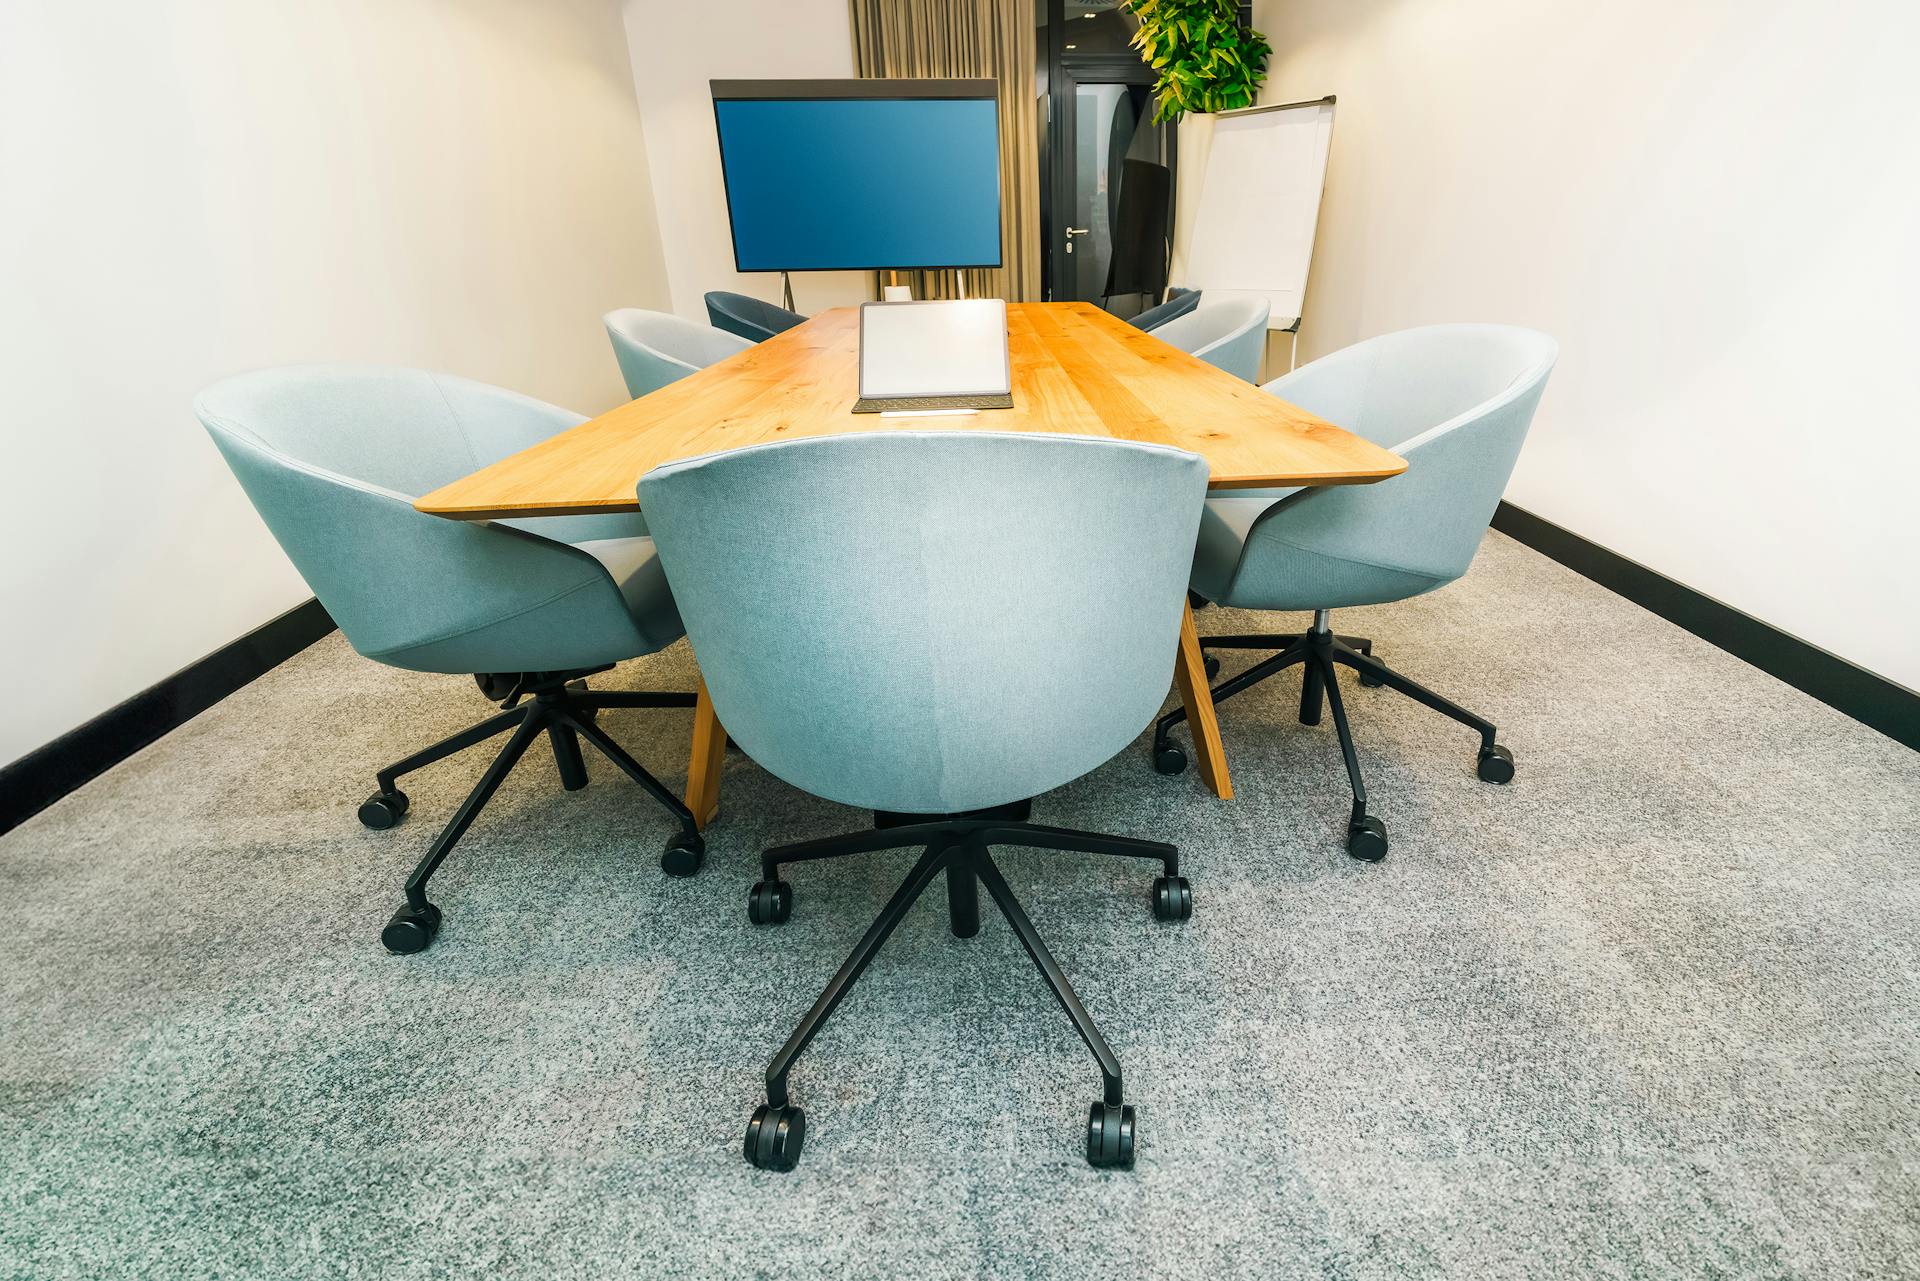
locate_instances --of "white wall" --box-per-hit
[619,0,874,320]
[0,0,672,766]
[1185,0,1920,690]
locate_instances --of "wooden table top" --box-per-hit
[416,302,1406,520]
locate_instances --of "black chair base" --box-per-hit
[1153,620,1513,862]
[740,813,1188,1172]
[362,669,703,955]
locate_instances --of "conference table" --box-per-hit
[416,301,1406,827]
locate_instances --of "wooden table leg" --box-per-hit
[685,671,726,831]
[1171,600,1233,800]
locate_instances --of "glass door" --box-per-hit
[1060,76,1173,315]
[1039,1,1176,315]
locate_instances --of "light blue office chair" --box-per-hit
[195,366,707,955]
[703,290,806,343]
[1129,286,1201,333]
[1150,294,1271,382]
[1154,325,1558,861]
[639,432,1208,1172]
[603,309,751,399]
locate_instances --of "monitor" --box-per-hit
[710,79,1002,273]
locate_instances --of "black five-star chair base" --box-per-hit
[742,804,1189,1172]
[1153,615,1514,861]
[358,669,705,954]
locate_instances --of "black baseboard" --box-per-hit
[1492,501,1919,751]
[0,599,337,837]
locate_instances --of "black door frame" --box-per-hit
[1039,1,1175,303]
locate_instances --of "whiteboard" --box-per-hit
[1180,98,1335,330]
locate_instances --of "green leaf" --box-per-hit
[1126,0,1270,117]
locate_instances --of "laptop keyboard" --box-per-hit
[851,393,1015,414]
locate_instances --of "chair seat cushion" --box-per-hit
[572,537,685,652]
[1190,488,1298,601]
[1192,488,1448,611]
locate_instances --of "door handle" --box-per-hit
[1065,226,1090,254]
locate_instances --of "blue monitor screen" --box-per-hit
[712,94,1002,271]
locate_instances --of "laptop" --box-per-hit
[852,299,1014,414]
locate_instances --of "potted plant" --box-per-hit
[1122,0,1273,122]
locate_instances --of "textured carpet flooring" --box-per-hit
[3,533,1917,1280]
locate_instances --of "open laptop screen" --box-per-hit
[858,300,1011,399]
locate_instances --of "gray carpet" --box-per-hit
[3,533,1917,1280]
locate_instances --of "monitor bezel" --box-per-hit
[709,78,1005,274]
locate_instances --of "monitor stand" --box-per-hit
[870,270,970,303]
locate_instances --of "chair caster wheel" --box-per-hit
[1152,742,1188,776]
[744,1103,806,1171]
[381,900,441,954]
[1358,665,1384,688]
[1151,875,1192,922]
[1203,654,1221,680]
[748,879,793,925]
[357,790,409,829]
[1086,1101,1136,1169]
[661,831,705,877]
[1347,815,1389,863]
[1477,743,1515,783]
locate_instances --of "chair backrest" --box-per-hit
[1251,324,1558,587]
[604,309,751,399]
[1150,294,1270,382]
[195,365,648,673]
[1130,286,1201,333]
[639,432,1209,814]
[704,291,806,344]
